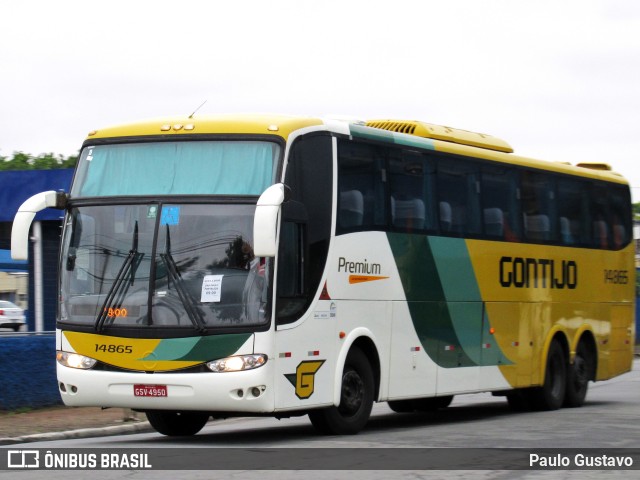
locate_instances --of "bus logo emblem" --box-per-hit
[7,450,39,468]
[285,360,325,399]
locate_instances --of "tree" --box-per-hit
[0,151,78,171]
[633,202,640,221]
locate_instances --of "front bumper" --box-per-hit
[57,362,275,413]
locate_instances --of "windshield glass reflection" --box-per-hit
[60,204,269,333]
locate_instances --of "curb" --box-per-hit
[0,421,154,446]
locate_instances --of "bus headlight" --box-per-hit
[56,350,97,369]
[206,354,267,373]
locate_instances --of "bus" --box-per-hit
[12,114,635,436]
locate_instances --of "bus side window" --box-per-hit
[483,208,504,237]
[391,197,426,231]
[339,190,364,229]
[556,178,590,247]
[589,183,611,249]
[609,185,632,250]
[481,166,521,241]
[439,201,452,232]
[436,160,481,236]
[592,219,609,248]
[337,140,386,233]
[521,171,557,243]
[524,214,551,242]
[388,150,436,233]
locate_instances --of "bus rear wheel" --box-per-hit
[308,346,374,435]
[145,411,210,436]
[564,340,593,408]
[529,340,567,411]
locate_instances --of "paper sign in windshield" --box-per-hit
[201,275,224,302]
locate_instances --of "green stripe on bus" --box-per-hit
[140,333,252,362]
[387,233,475,367]
[428,236,482,302]
[429,237,483,365]
[388,233,509,367]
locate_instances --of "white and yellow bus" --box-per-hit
[12,115,635,435]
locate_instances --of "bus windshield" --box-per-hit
[71,140,280,197]
[59,203,269,334]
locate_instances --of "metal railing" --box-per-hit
[0,330,55,337]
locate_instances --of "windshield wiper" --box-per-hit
[95,222,144,332]
[160,225,207,333]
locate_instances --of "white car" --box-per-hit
[0,301,26,331]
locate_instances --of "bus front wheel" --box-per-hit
[146,411,210,436]
[308,346,374,435]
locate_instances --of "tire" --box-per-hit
[308,346,374,435]
[529,340,567,411]
[388,400,415,413]
[413,395,453,412]
[145,411,210,436]
[564,341,592,408]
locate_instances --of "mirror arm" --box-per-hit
[11,191,68,260]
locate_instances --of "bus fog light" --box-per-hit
[207,354,267,373]
[56,350,97,369]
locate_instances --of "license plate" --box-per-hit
[133,384,168,397]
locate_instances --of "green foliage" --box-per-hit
[633,202,640,221]
[0,151,78,171]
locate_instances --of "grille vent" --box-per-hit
[366,120,417,135]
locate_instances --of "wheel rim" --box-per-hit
[338,369,364,416]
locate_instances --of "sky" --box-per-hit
[2,0,639,200]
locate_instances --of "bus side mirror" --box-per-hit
[253,183,289,257]
[11,190,67,260]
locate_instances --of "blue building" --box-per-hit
[0,169,73,331]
